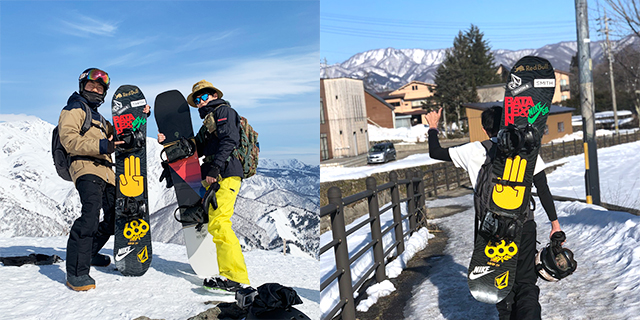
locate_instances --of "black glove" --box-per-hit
[207,166,220,181]
[159,162,174,188]
[106,139,116,154]
[203,182,220,212]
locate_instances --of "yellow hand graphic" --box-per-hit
[492,155,527,210]
[119,155,144,197]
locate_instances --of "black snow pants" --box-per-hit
[66,174,116,277]
[496,220,541,320]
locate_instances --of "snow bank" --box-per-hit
[368,124,431,143]
[320,154,440,182]
[356,280,396,312]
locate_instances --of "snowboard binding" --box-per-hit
[116,128,145,152]
[478,211,522,242]
[497,124,541,158]
[174,204,209,231]
[535,231,577,281]
[161,137,196,164]
[116,196,147,221]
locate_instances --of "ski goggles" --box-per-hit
[194,93,210,105]
[86,69,110,86]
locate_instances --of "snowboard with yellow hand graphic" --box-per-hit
[468,56,555,304]
[112,85,152,276]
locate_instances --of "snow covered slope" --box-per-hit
[0,237,319,320]
[0,115,319,258]
[321,36,640,92]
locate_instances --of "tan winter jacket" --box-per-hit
[58,93,116,185]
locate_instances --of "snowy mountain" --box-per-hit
[321,35,640,92]
[0,116,319,258]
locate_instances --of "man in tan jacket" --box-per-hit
[58,68,121,291]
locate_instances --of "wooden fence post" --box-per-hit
[327,187,355,320]
[366,177,386,284]
[389,171,405,255]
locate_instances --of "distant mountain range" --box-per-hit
[321,35,640,92]
[0,117,319,258]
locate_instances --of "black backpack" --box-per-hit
[473,140,532,241]
[51,102,112,181]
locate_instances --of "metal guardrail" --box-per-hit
[320,169,426,320]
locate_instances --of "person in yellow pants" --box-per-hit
[189,80,250,292]
[206,176,250,286]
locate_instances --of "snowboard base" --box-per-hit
[184,224,219,278]
[468,232,521,304]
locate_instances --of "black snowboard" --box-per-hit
[155,90,216,277]
[112,85,152,276]
[468,56,555,303]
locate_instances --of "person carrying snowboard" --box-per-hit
[426,106,561,319]
[59,68,150,291]
[158,80,250,292]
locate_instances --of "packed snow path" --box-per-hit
[0,238,319,320]
[404,195,640,320]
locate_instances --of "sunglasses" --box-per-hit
[194,93,210,105]
[87,69,110,86]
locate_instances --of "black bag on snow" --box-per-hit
[250,283,303,316]
[1,254,63,266]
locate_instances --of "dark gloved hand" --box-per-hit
[106,139,116,154]
[159,162,174,188]
[202,182,220,212]
[207,166,220,181]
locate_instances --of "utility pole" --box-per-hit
[603,8,620,134]
[575,0,601,205]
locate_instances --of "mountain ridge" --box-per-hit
[321,36,640,92]
[0,116,319,258]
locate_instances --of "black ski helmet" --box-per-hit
[535,231,577,282]
[78,68,110,94]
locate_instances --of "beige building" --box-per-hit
[464,102,575,144]
[320,78,369,160]
[379,80,436,125]
[553,70,571,104]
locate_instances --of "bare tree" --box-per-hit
[605,0,640,39]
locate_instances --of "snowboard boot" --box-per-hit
[203,276,246,294]
[66,274,96,291]
[91,254,111,267]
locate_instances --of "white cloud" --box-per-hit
[58,14,118,37]
[139,50,319,109]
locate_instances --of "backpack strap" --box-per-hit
[73,101,114,167]
[78,101,108,136]
[480,139,497,164]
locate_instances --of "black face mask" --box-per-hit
[81,91,105,107]
[198,105,216,119]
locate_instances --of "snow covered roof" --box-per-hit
[463,101,575,115]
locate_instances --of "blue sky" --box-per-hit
[321,0,612,64]
[1,1,320,165]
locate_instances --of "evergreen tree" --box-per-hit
[431,25,500,130]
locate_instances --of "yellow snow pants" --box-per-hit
[207,176,250,284]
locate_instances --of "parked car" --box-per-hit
[367,142,396,164]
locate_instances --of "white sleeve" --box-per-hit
[448,142,487,189]
[533,154,546,175]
